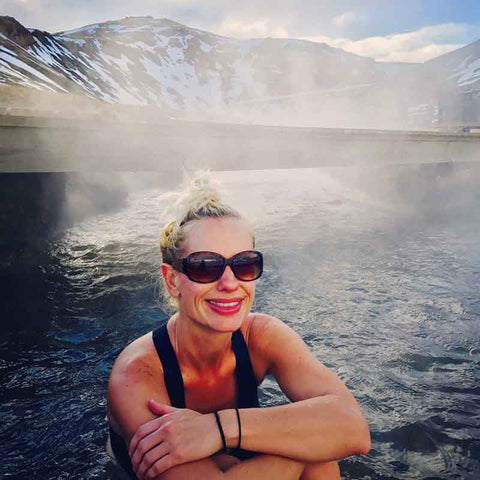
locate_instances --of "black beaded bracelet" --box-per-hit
[213,411,227,452]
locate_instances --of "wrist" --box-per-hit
[219,409,239,450]
[207,412,224,454]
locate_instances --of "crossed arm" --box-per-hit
[108,316,370,479]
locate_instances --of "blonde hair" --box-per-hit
[159,171,254,309]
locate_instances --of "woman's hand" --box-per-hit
[128,400,222,479]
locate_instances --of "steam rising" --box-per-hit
[0,15,479,242]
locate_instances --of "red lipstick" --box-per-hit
[206,298,244,315]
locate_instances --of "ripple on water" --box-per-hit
[387,353,468,373]
[53,326,105,345]
[51,349,97,365]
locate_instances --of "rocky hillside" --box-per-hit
[1,15,479,127]
[0,16,377,107]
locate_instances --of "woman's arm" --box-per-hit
[109,335,306,480]
[143,453,304,480]
[216,315,371,462]
[127,401,306,479]
[130,315,369,475]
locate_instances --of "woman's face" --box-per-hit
[174,217,257,333]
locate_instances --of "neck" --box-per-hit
[170,312,233,372]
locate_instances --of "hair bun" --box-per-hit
[161,170,223,227]
[159,170,247,255]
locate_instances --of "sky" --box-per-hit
[3,0,480,62]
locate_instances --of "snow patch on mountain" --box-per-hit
[451,56,480,86]
[0,48,65,90]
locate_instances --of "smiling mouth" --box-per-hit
[208,300,241,307]
[205,298,244,314]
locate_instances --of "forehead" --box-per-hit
[183,217,254,257]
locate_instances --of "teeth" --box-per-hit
[209,300,241,307]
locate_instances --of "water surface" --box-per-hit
[1,166,479,479]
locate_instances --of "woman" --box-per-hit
[107,174,370,479]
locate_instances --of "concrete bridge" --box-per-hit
[0,114,479,173]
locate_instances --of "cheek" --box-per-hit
[243,282,256,300]
[177,280,210,304]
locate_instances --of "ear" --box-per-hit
[161,263,180,298]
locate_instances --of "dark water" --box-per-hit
[1,166,479,479]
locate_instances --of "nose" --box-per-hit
[217,265,239,291]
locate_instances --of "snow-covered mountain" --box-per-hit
[0,15,377,109]
[1,15,479,127]
[425,39,480,89]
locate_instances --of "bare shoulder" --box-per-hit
[243,313,305,377]
[112,332,162,377]
[109,331,161,385]
[108,330,169,438]
[246,312,302,352]
[246,314,350,401]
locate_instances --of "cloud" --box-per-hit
[216,17,289,38]
[302,23,480,63]
[364,43,463,63]
[1,0,348,38]
[332,11,358,29]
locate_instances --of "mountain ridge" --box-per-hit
[1,15,479,128]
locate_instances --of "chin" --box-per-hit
[203,306,249,332]
[207,314,245,333]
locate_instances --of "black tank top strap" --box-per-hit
[230,328,259,460]
[232,329,259,408]
[152,324,186,408]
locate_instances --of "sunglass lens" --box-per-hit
[185,253,224,283]
[232,252,263,281]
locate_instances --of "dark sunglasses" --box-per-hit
[171,250,263,284]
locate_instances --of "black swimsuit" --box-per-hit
[109,324,259,479]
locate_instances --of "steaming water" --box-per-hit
[1,168,480,479]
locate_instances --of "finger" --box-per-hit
[135,442,169,480]
[129,416,164,457]
[148,399,176,416]
[131,428,166,472]
[144,453,176,480]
